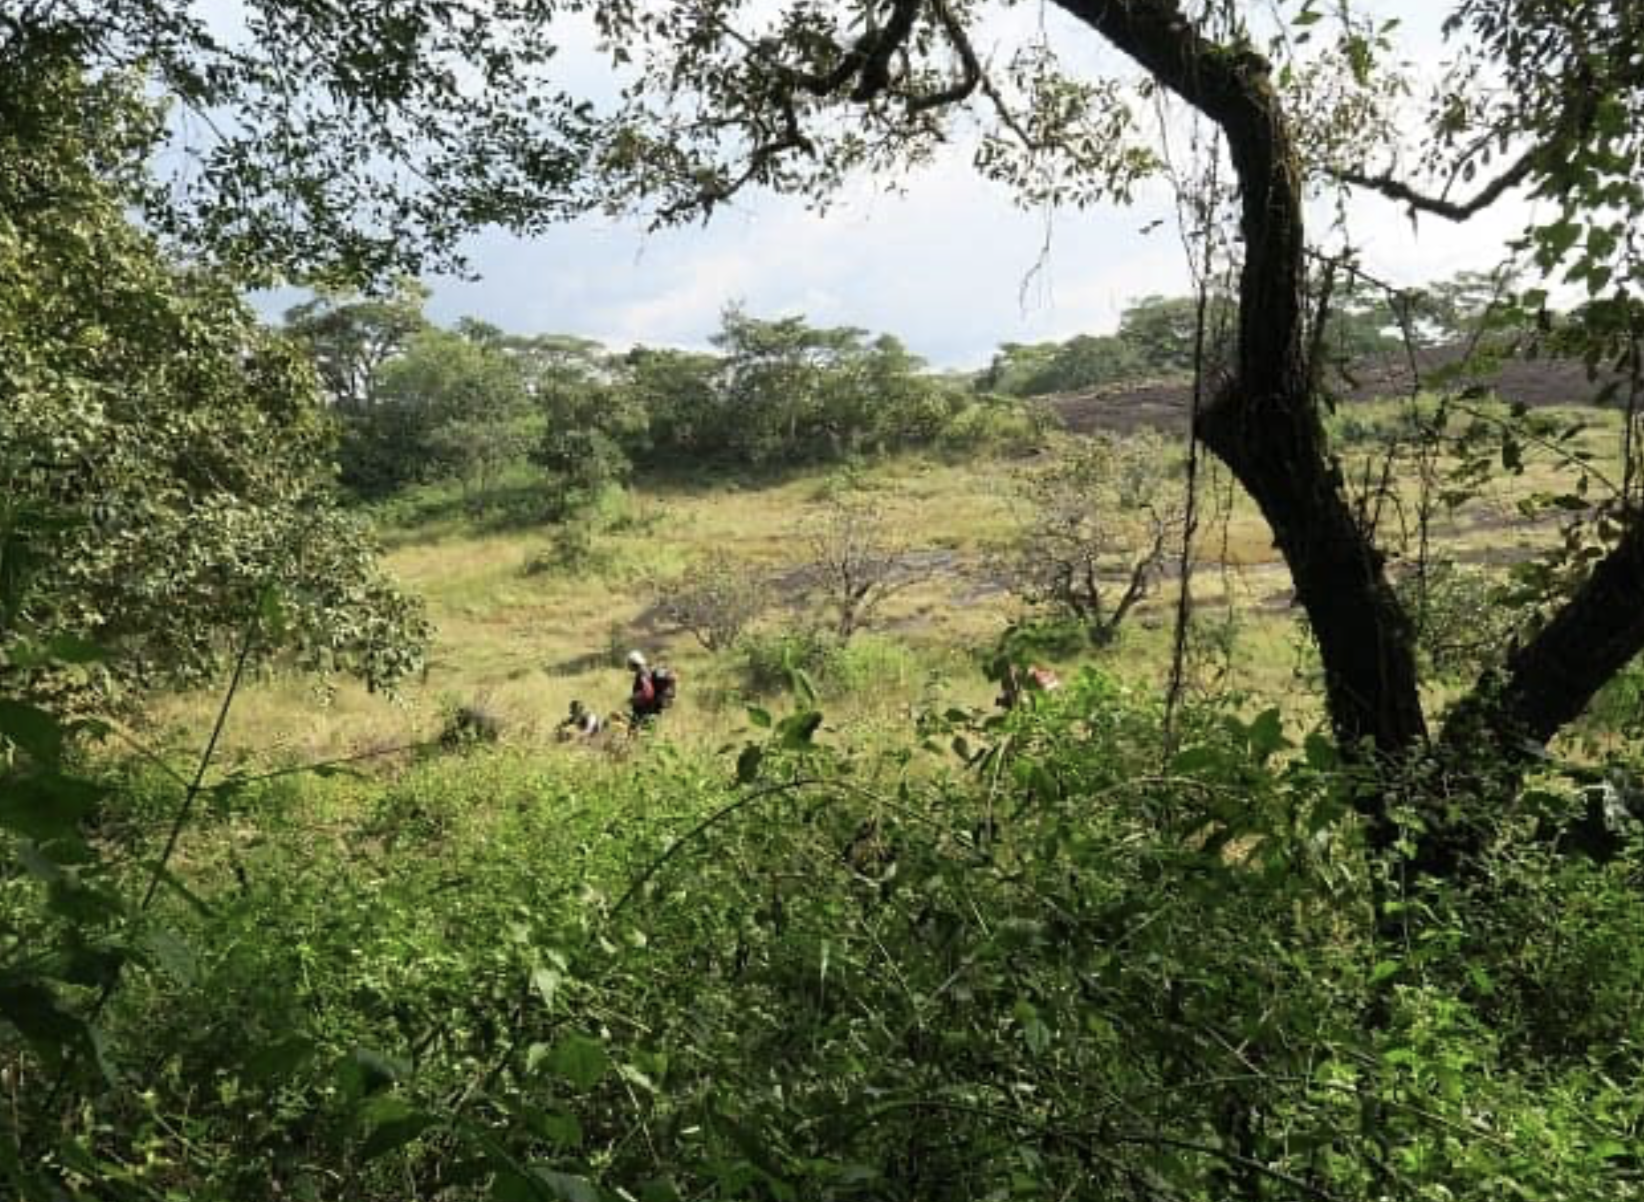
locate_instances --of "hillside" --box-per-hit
[1046,349,1627,435]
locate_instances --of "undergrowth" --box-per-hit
[2,670,1641,1199]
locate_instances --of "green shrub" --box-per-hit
[521,519,609,577]
[736,625,844,694]
[936,396,1054,455]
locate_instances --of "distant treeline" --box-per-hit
[282,270,1510,507]
[284,287,1048,507]
[980,271,1510,399]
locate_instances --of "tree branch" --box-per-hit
[1336,146,1536,222]
[1448,516,1644,749]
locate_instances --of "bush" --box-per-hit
[1398,561,1516,679]
[737,626,844,694]
[937,396,1055,455]
[10,683,1644,1202]
[654,552,772,651]
[521,520,609,577]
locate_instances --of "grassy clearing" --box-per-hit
[144,399,1631,764]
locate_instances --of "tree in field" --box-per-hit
[1005,433,1182,645]
[656,552,773,652]
[531,350,647,519]
[805,495,926,641]
[983,333,1147,397]
[0,55,429,704]
[616,346,722,458]
[282,282,431,412]
[1117,294,1236,377]
[341,328,534,499]
[588,0,1644,856]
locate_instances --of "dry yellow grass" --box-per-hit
[148,404,1626,764]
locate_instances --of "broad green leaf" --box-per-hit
[547,1033,609,1091]
[531,965,562,1011]
[0,771,104,841]
[338,1047,409,1100]
[0,699,64,765]
[358,1095,436,1161]
[141,928,198,986]
[241,1035,316,1085]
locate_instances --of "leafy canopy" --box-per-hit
[0,54,428,703]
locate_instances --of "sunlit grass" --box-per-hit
[147,399,1625,764]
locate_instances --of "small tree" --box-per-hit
[533,367,646,519]
[1005,432,1182,646]
[656,552,772,651]
[805,495,926,641]
[342,327,533,497]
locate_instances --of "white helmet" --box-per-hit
[626,650,647,669]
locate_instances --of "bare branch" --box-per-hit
[1336,146,1536,222]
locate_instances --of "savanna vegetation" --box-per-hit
[3,1,1643,1201]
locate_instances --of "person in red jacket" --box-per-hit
[627,650,677,724]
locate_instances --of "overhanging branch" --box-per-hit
[1337,146,1536,222]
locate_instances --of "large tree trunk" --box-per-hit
[1444,519,1644,749]
[1047,0,1644,870]
[1053,0,1428,762]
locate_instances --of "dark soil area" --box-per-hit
[1047,348,1627,436]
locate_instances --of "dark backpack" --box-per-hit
[651,666,678,709]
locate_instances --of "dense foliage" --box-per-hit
[3,0,592,281]
[6,3,1644,1201]
[0,56,428,705]
[297,301,1052,510]
[3,676,1640,1200]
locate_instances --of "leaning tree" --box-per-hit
[589,0,1644,838]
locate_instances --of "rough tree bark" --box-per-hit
[1051,0,1644,838]
[1053,0,1429,763]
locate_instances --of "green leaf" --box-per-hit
[1013,1000,1051,1056]
[8,635,108,668]
[745,706,772,728]
[0,699,64,765]
[494,1167,601,1202]
[1302,731,1337,770]
[358,1095,437,1161]
[547,1033,609,1091]
[0,771,104,841]
[493,1169,549,1202]
[777,710,823,749]
[141,927,198,986]
[241,1035,316,1085]
[531,965,562,1011]
[1247,708,1289,760]
[338,1047,409,1100]
[736,744,763,784]
[539,1108,583,1149]
[0,977,90,1068]
[1170,745,1222,774]
[533,1169,600,1202]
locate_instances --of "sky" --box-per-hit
[352,0,1540,370]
